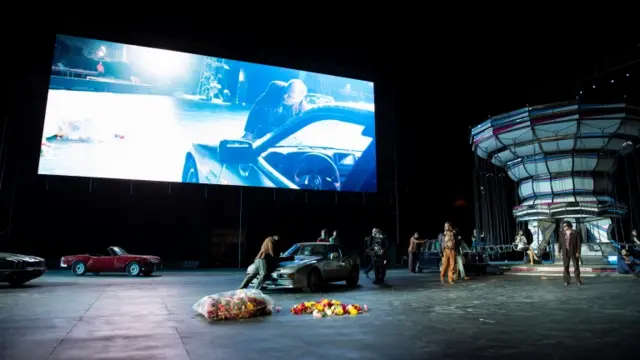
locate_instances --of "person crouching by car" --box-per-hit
[438,222,457,284]
[618,249,640,277]
[408,232,425,273]
[239,235,281,290]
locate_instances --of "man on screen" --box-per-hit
[242,79,310,141]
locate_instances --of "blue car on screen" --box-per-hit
[181,102,377,192]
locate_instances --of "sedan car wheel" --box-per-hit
[345,266,359,287]
[72,261,87,276]
[305,269,322,293]
[126,262,141,276]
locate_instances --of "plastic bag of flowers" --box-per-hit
[192,289,274,321]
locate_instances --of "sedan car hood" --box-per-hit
[0,253,45,262]
[278,255,323,268]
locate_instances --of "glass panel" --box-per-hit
[539,139,575,153]
[534,119,577,137]
[551,177,575,194]
[575,137,607,150]
[497,127,532,143]
[532,178,552,196]
[578,119,621,136]
[546,157,573,173]
[574,156,598,172]
[519,180,533,197]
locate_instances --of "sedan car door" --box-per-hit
[324,244,344,280]
[334,245,355,278]
[418,240,442,270]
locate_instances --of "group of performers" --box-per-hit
[238,220,639,291]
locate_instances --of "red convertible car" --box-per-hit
[60,246,161,276]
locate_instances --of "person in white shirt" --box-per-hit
[514,230,539,265]
[632,229,640,245]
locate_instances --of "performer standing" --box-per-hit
[408,232,425,273]
[438,222,457,284]
[317,229,330,242]
[366,228,389,284]
[329,230,340,244]
[239,235,282,290]
[557,221,583,286]
[363,228,377,278]
[453,229,468,280]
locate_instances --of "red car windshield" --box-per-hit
[110,247,128,256]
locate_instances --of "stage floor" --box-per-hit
[1,270,638,360]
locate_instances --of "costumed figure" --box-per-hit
[617,249,640,277]
[632,229,640,245]
[365,228,388,284]
[408,232,425,273]
[438,222,457,284]
[557,221,583,286]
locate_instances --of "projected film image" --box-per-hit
[39,35,377,192]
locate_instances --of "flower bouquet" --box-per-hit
[193,289,274,321]
[290,298,368,318]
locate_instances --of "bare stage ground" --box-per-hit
[1,269,638,360]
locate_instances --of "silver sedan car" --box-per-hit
[248,242,360,292]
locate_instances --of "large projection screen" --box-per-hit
[38,35,377,193]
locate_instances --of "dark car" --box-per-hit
[60,246,162,276]
[0,252,46,286]
[181,102,376,192]
[415,240,488,275]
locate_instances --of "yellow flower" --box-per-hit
[246,302,255,310]
[335,308,344,316]
[315,304,325,311]
[347,305,358,315]
[331,300,341,305]
[304,302,315,308]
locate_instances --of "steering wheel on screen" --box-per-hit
[293,153,341,191]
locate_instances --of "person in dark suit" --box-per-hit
[557,221,582,286]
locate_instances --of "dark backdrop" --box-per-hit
[1,23,637,267]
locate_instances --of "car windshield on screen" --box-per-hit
[283,244,327,257]
[275,120,372,152]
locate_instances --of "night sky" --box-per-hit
[2,21,638,257]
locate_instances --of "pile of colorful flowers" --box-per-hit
[290,299,368,318]
[192,289,274,321]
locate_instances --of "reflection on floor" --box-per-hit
[1,269,638,360]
